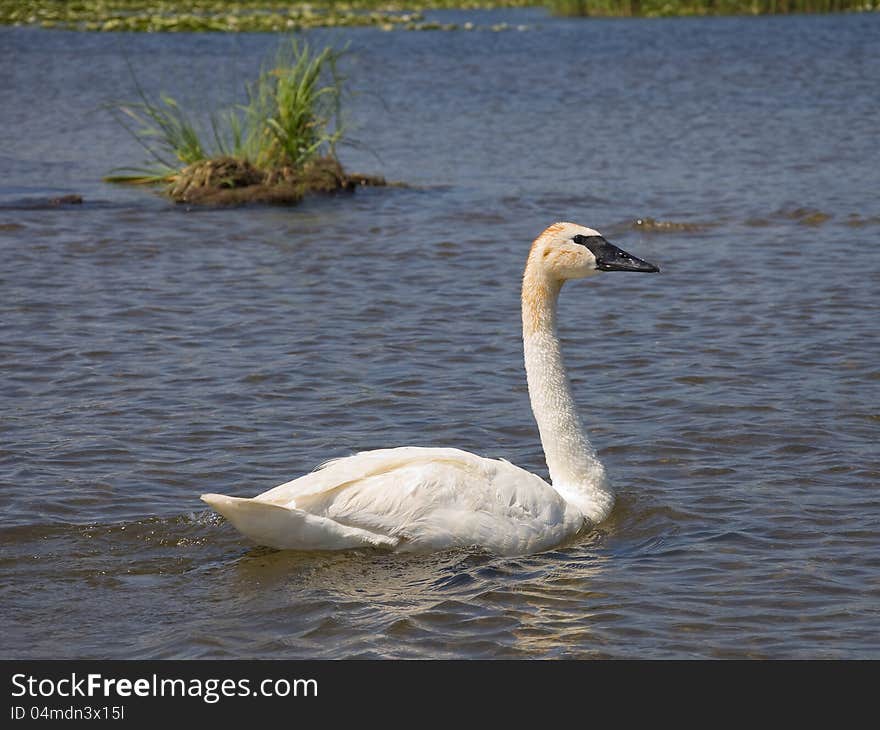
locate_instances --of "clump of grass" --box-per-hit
[105,80,211,184]
[106,38,382,204]
[240,41,345,171]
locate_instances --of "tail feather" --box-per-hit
[200,493,396,551]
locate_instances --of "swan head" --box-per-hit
[531,221,660,280]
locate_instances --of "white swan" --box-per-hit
[202,222,659,555]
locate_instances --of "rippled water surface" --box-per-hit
[1,12,879,658]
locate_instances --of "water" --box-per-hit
[1,12,879,659]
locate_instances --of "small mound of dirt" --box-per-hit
[166,155,386,206]
[776,207,832,226]
[50,194,84,206]
[168,157,265,202]
[631,217,707,232]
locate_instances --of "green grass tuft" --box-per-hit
[242,41,345,170]
[105,38,347,186]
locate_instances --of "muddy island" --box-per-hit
[107,39,386,207]
[163,156,385,206]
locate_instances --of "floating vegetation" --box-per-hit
[774,208,880,227]
[1,0,875,30]
[0,0,534,33]
[777,207,833,226]
[844,214,880,227]
[747,209,880,228]
[631,217,709,232]
[107,38,385,205]
[550,0,878,16]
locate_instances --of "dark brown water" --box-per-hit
[1,12,879,658]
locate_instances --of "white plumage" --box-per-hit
[202,222,659,555]
[204,447,581,554]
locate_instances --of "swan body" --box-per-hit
[203,447,583,554]
[202,222,659,555]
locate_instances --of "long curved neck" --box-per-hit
[521,264,613,523]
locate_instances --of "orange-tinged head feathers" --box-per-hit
[527,222,604,282]
[522,221,660,335]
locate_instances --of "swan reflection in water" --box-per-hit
[217,530,614,657]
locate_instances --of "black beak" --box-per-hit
[578,235,660,273]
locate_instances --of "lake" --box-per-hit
[1,10,878,658]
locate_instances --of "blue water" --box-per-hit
[1,12,879,658]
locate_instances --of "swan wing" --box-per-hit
[200,493,397,551]
[252,447,482,505]
[252,447,581,554]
